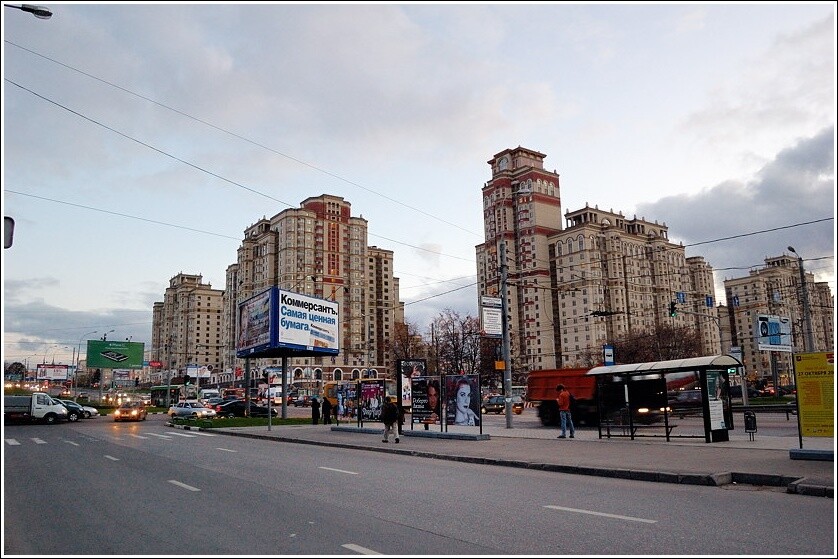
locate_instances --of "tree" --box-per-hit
[427,309,481,376]
[5,361,26,378]
[609,325,703,364]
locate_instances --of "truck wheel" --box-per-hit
[44,413,58,425]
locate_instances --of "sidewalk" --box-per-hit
[179,420,835,498]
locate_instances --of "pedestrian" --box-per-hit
[311,397,321,425]
[380,396,399,443]
[556,384,575,439]
[334,398,341,425]
[322,397,333,425]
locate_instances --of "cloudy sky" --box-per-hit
[3,2,834,366]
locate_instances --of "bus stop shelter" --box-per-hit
[587,355,741,443]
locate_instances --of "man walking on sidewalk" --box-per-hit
[556,384,575,439]
[380,396,399,443]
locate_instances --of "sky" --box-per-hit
[2,2,835,367]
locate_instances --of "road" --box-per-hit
[4,414,833,555]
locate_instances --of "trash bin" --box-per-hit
[744,410,757,440]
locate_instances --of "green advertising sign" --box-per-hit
[86,340,145,369]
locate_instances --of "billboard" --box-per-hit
[445,374,481,427]
[237,288,274,355]
[236,287,340,358]
[36,364,69,381]
[86,340,145,369]
[755,314,792,352]
[793,352,834,437]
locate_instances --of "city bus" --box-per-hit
[149,385,197,407]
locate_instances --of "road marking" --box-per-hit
[216,448,237,453]
[104,455,120,461]
[189,431,217,437]
[130,434,149,439]
[319,466,359,475]
[32,438,47,444]
[5,439,21,446]
[64,440,80,446]
[168,480,200,492]
[342,544,382,555]
[164,432,197,438]
[146,433,173,439]
[544,505,656,524]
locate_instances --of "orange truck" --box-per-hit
[526,368,598,426]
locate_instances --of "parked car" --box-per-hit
[293,395,313,407]
[204,397,225,407]
[56,399,85,422]
[729,385,760,399]
[113,401,148,422]
[480,395,524,415]
[168,400,217,419]
[75,401,99,418]
[214,399,278,418]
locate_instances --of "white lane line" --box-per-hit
[104,455,120,461]
[64,440,80,446]
[168,480,200,492]
[342,544,382,555]
[130,434,149,439]
[32,438,47,444]
[164,432,197,438]
[543,505,657,524]
[5,439,21,446]
[146,433,173,439]
[216,448,237,453]
[319,466,359,475]
[188,431,217,437]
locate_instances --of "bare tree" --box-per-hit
[610,325,703,364]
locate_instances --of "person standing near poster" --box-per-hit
[311,397,321,425]
[380,396,399,443]
[322,396,333,425]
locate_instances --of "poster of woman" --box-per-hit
[445,374,480,426]
[410,376,441,425]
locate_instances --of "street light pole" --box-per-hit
[4,4,52,19]
[74,330,97,398]
[98,329,116,403]
[787,246,815,353]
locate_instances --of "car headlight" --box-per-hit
[637,407,650,414]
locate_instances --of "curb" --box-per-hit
[167,423,833,497]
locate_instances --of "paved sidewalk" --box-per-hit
[177,420,835,498]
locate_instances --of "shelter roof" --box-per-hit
[587,355,743,376]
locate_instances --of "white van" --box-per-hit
[263,386,284,405]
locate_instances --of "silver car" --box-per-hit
[168,400,217,419]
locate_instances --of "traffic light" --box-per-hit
[669,301,677,317]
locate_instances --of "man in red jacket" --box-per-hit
[556,384,575,439]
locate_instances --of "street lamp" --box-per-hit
[787,246,815,352]
[102,329,115,341]
[4,4,52,19]
[97,329,116,403]
[73,330,97,398]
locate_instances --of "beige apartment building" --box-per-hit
[219,194,403,389]
[149,273,224,386]
[721,253,834,386]
[150,195,403,392]
[476,147,720,375]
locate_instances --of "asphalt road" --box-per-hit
[3,414,834,556]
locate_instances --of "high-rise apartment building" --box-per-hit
[476,147,564,371]
[477,147,720,374]
[552,206,719,366]
[722,253,834,385]
[150,273,224,386]
[220,194,402,387]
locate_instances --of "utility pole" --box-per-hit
[500,239,513,428]
[788,247,815,352]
